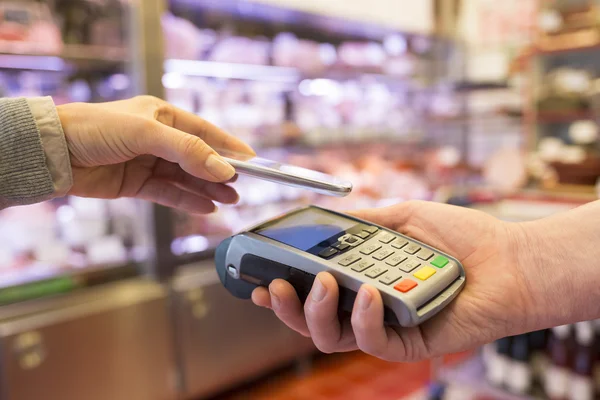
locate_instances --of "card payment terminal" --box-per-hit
[215,206,465,327]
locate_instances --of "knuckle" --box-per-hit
[350,317,382,357]
[154,103,175,126]
[314,341,336,354]
[357,340,384,359]
[134,96,174,124]
[403,199,423,211]
[135,95,162,105]
[179,135,204,158]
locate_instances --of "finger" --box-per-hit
[351,285,416,362]
[348,201,418,230]
[268,279,311,337]
[153,161,240,204]
[227,174,239,184]
[252,287,272,309]
[136,178,217,214]
[178,180,239,205]
[134,120,236,182]
[158,105,256,156]
[304,273,357,353]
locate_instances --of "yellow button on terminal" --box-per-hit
[414,266,436,281]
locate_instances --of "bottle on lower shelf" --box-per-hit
[507,334,534,396]
[484,336,513,389]
[569,321,596,400]
[546,325,573,400]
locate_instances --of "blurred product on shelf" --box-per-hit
[483,336,512,389]
[537,3,600,52]
[537,68,592,115]
[479,322,600,400]
[0,70,132,104]
[0,197,147,289]
[273,32,336,74]
[161,11,430,78]
[570,322,596,400]
[534,132,600,186]
[0,1,63,54]
[546,325,571,400]
[56,0,128,47]
[209,35,271,65]
[164,75,423,149]
[162,12,208,60]
[482,148,528,194]
[507,334,534,395]
[337,41,386,72]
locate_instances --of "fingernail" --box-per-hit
[311,277,327,302]
[269,288,280,310]
[205,154,235,181]
[357,288,372,311]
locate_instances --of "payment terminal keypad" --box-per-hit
[404,244,421,255]
[391,239,408,249]
[217,206,464,328]
[379,270,403,285]
[378,234,396,244]
[365,266,387,279]
[338,254,361,267]
[417,249,434,261]
[373,249,394,261]
[330,228,452,294]
[352,260,374,272]
[386,255,407,267]
[360,244,381,255]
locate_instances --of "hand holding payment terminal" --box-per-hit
[215,206,465,327]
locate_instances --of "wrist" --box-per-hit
[509,205,600,332]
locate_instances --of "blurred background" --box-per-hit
[0,0,598,399]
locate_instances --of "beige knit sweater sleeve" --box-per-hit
[0,97,73,209]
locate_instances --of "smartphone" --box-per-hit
[217,150,353,197]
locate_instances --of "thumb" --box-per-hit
[133,120,235,182]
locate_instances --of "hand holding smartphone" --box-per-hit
[216,149,353,197]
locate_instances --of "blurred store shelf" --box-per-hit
[0,45,129,72]
[536,110,593,124]
[0,262,139,306]
[164,58,424,87]
[536,42,600,56]
[164,59,300,83]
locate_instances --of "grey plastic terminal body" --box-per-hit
[215,206,466,327]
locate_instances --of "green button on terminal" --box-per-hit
[431,256,449,268]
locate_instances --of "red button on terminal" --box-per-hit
[394,279,417,293]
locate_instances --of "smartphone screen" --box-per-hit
[216,149,353,197]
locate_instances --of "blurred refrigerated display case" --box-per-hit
[0,2,178,400]
[0,0,147,303]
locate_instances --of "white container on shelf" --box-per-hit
[85,235,127,266]
[58,198,108,248]
[0,246,14,271]
[0,203,56,254]
[33,240,70,266]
